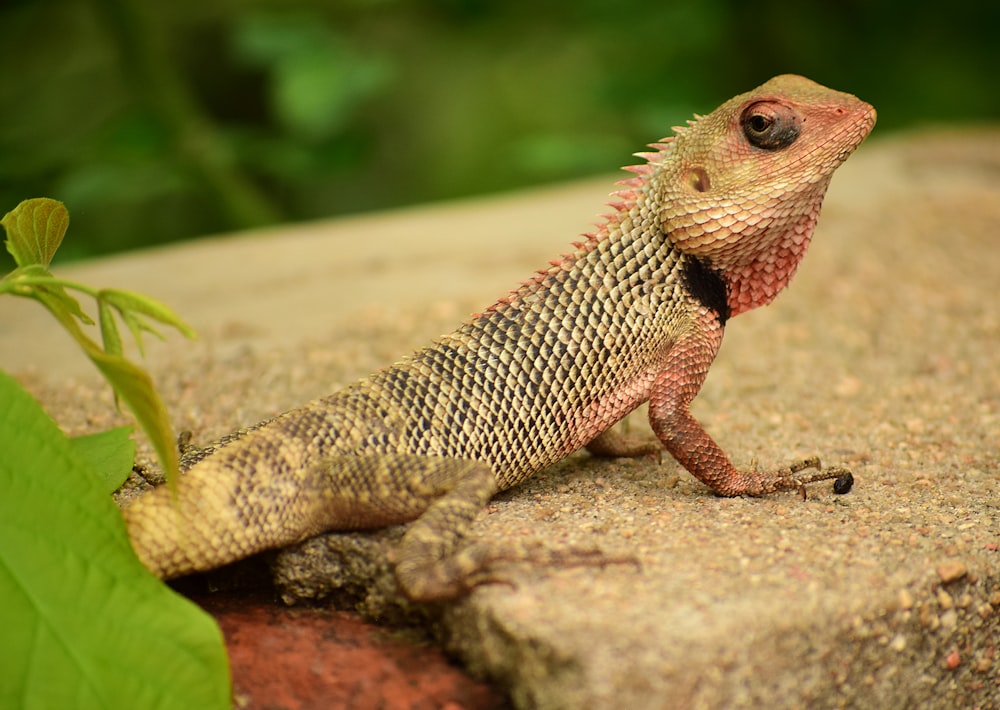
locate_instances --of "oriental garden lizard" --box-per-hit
[125,74,876,600]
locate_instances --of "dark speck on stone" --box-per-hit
[833,472,854,495]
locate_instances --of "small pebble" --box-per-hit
[897,589,914,610]
[937,589,954,609]
[936,560,967,583]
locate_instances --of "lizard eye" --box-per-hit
[740,101,801,150]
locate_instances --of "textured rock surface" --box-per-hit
[5,129,999,708]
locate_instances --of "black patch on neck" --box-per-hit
[680,255,730,326]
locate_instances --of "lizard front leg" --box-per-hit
[647,324,850,497]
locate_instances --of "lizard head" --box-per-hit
[644,74,877,316]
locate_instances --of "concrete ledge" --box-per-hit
[5,129,999,708]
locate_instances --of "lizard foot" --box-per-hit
[393,539,639,602]
[728,457,853,499]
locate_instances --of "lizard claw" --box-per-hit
[780,459,854,498]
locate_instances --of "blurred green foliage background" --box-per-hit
[2,0,997,260]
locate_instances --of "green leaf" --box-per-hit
[98,288,198,358]
[69,426,136,494]
[100,288,196,339]
[1,198,69,268]
[83,343,182,489]
[98,299,125,358]
[0,371,230,710]
[0,269,190,486]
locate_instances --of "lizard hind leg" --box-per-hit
[376,456,502,602]
[387,457,640,602]
[585,427,662,460]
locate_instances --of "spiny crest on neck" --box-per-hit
[474,124,692,319]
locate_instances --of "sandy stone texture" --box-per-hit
[3,128,999,709]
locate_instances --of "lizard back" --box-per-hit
[335,226,701,489]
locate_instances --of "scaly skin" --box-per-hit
[124,75,876,600]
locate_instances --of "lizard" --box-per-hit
[124,74,876,601]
